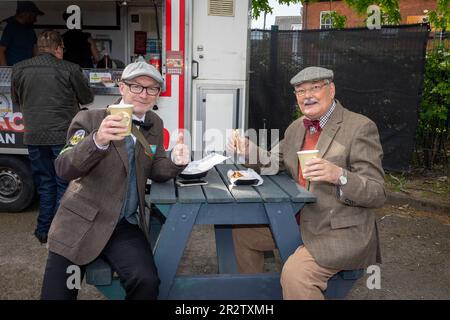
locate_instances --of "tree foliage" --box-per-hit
[416,0,450,169]
[344,0,400,24]
[251,0,401,25]
[251,0,303,19]
[427,0,449,33]
[323,11,348,29]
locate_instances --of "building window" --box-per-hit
[320,11,334,29]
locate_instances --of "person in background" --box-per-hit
[0,1,44,66]
[229,66,386,300]
[61,12,100,68]
[11,30,94,244]
[95,52,125,69]
[40,59,189,300]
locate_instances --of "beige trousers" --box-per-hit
[232,225,340,300]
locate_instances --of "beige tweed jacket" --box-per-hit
[253,101,386,269]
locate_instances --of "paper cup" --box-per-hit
[107,104,133,136]
[297,150,320,180]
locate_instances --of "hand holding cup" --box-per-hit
[300,153,343,185]
[96,104,133,146]
[297,150,320,181]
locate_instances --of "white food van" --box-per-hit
[0,0,250,211]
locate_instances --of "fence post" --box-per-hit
[268,25,279,147]
[269,25,279,84]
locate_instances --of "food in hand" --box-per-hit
[233,129,242,154]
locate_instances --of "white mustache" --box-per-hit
[304,99,318,105]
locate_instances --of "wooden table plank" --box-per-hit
[148,179,177,204]
[168,274,282,300]
[233,164,290,202]
[215,164,262,203]
[253,176,290,203]
[195,203,268,225]
[202,168,234,203]
[176,180,206,203]
[268,174,316,203]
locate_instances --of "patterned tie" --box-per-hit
[303,118,321,132]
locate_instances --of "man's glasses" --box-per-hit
[294,82,330,96]
[123,82,161,96]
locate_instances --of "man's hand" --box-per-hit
[172,132,190,166]
[226,134,255,159]
[302,158,343,185]
[95,114,128,146]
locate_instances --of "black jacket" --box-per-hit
[11,53,94,145]
[62,29,94,68]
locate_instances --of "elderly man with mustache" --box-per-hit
[229,66,386,300]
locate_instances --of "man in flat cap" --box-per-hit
[229,66,385,299]
[0,1,44,66]
[40,59,190,300]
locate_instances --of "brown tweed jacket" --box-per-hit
[48,108,184,265]
[254,101,386,270]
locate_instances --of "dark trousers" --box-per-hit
[41,220,160,300]
[28,145,68,234]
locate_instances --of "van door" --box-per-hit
[191,0,250,158]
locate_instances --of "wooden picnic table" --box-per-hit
[86,163,362,300]
[149,163,316,300]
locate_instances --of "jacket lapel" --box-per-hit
[316,101,344,159]
[134,141,145,197]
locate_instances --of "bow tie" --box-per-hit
[303,118,321,132]
[132,119,152,131]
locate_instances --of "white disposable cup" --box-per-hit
[297,150,320,180]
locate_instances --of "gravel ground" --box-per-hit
[0,202,449,300]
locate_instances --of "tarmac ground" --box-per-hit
[0,200,449,300]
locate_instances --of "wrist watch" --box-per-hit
[338,168,348,186]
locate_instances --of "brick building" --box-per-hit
[302,0,437,29]
[274,16,302,30]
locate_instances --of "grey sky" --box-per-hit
[251,0,302,29]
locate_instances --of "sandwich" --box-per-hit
[233,129,242,154]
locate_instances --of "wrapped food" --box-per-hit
[231,170,244,179]
[227,169,263,186]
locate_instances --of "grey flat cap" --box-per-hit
[121,59,165,89]
[290,66,334,86]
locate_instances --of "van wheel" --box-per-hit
[0,155,35,212]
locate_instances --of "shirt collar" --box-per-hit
[319,99,336,129]
[306,100,336,134]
